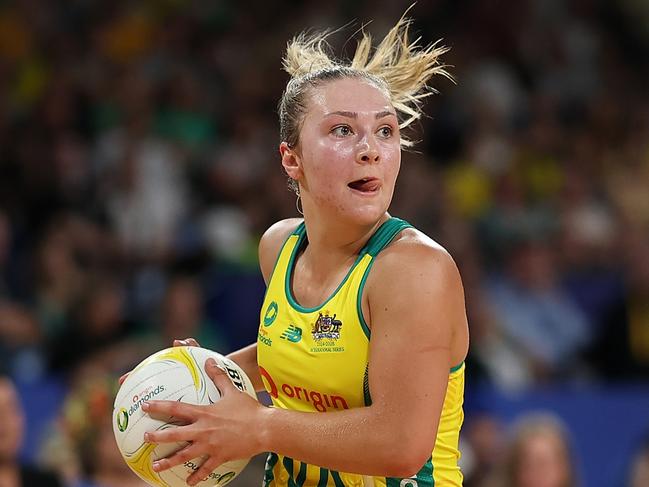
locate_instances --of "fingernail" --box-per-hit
[142,402,149,411]
[152,461,160,471]
[144,432,150,442]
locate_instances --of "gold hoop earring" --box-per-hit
[295,194,304,216]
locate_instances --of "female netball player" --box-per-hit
[142,12,469,487]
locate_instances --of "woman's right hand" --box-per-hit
[119,337,202,385]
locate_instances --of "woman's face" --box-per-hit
[283,77,401,226]
[515,432,571,487]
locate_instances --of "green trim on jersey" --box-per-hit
[284,223,365,313]
[386,457,434,486]
[362,363,371,406]
[263,453,279,486]
[284,218,412,315]
[363,218,412,257]
[450,361,464,373]
[317,468,329,487]
[356,257,375,340]
[330,471,346,487]
[282,456,297,487]
[296,461,307,486]
[355,218,412,338]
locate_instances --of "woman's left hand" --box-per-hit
[142,358,266,486]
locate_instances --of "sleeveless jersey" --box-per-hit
[257,218,465,487]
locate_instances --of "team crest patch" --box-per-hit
[312,312,342,341]
[310,312,344,353]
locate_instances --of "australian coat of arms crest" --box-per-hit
[312,312,343,341]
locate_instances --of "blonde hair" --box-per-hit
[278,10,452,153]
[491,413,578,487]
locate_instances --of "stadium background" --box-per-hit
[0,0,648,486]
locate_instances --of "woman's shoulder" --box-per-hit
[258,218,303,282]
[386,226,454,261]
[366,225,468,352]
[372,226,461,286]
[260,218,304,246]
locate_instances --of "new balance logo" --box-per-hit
[280,324,302,343]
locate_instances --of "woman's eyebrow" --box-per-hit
[324,110,397,119]
[375,109,397,119]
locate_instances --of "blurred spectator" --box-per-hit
[0,374,63,487]
[48,276,138,375]
[46,372,146,487]
[0,301,45,381]
[33,224,86,344]
[0,210,11,296]
[487,413,579,487]
[462,413,506,487]
[590,234,649,378]
[629,437,649,487]
[483,239,591,384]
[464,289,534,391]
[557,165,624,359]
[148,275,230,353]
[95,110,190,260]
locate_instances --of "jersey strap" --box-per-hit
[361,217,412,257]
[289,217,411,257]
[356,217,413,339]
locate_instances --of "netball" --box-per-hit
[112,346,256,487]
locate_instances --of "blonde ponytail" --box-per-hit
[282,31,337,78]
[350,15,452,137]
[278,10,452,151]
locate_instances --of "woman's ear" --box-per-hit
[280,141,302,181]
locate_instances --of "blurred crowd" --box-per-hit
[0,0,648,486]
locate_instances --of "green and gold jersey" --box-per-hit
[257,218,464,486]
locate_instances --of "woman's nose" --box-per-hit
[356,139,380,164]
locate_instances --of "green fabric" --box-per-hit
[263,453,279,486]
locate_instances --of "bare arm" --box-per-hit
[144,240,468,483]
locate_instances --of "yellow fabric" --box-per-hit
[257,224,464,486]
[432,363,465,486]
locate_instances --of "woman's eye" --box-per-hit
[378,126,393,138]
[332,125,352,137]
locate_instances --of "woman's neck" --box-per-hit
[299,212,389,276]
[302,202,390,245]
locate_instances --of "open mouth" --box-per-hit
[347,177,380,193]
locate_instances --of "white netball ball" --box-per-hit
[112,346,256,487]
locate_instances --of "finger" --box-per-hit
[118,371,130,385]
[142,400,199,421]
[152,443,201,472]
[173,337,200,347]
[187,455,222,486]
[145,423,194,444]
[204,358,234,396]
